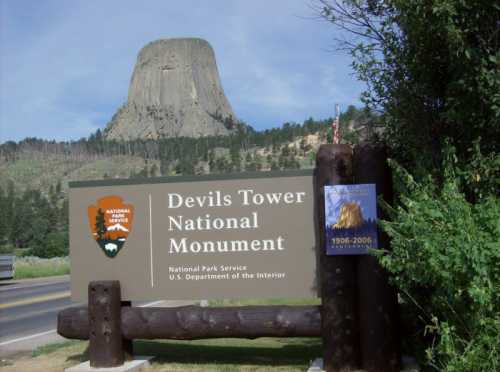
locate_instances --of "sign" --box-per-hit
[88,196,134,258]
[324,184,378,255]
[70,170,318,301]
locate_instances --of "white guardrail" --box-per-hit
[0,255,15,279]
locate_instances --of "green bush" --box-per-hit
[0,244,15,254]
[377,147,499,371]
[30,231,68,258]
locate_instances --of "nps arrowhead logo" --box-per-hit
[88,196,134,258]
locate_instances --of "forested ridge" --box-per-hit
[0,106,374,257]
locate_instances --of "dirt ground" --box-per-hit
[0,342,87,372]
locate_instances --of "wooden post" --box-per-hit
[121,300,134,360]
[316,144,361,371]
[353,143,401,371]
[88,281,126,367]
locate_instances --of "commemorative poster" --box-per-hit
[324,184,378,255]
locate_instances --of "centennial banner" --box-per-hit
[324,184,378,255]
[69,170,318,301]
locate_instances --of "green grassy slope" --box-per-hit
[0,153,159,194]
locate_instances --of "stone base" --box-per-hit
[306,356,420,372]
[307,358,324,372]
[65,356,153,372]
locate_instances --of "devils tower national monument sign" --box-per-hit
[105,38,236,140]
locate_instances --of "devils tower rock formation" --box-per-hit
[333,203,364,229]
[105,38,236,140]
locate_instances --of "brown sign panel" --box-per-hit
[69,171,318,301]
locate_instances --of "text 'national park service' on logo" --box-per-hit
[88,196,134,258]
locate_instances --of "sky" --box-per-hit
[0,0,363,143]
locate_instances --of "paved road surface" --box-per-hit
[0,276,194,357]
[0,276,73,356]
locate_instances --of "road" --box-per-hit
[0,276,73,356]
[0,276,195,357]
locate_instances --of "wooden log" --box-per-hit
[57,306,89,340]
[121,300,134,360]
[353,143,401,372]
[122,305,321,339]
[88,281,125,367]
[58,305,321,340]
[315,144,361,371]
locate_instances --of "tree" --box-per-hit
[160,157,169,176]
[150,163,159,177]
[0,186,7,243]
[31,231,68,258]
[230,146,241,172]
[95,209,106,240]
[315,0,499,176]
[266,154,273,166]
[208,150,216,172]
[315,1,500,369]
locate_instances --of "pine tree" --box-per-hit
[150,163,158,177]
[0,185,7,244]
[95,209,106,240]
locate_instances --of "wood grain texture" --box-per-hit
[58,304,321,340]
[315,144,361,371]
[353,143,401,372]
[88,281,125,367]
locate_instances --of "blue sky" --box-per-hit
[0,0,363,142]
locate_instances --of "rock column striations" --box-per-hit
[106,38,236,140]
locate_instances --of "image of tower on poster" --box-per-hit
[324,184,378,255]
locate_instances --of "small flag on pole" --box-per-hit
[331,104,340,144]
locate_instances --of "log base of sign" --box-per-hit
[58,304,321,341]
[121,300,134,360]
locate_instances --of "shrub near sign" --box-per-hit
[69,171,318,301]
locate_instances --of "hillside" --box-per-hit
[0,106,376,195]
[0,153,157,194]
[0,108,377,257]
[0,136,319,196]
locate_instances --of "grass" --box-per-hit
[138,338,322,371]
[0,152,155,194]
[24,298,322,371]
[31,340,81,357]
[13,256,70,279]
[30,337,322,372]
